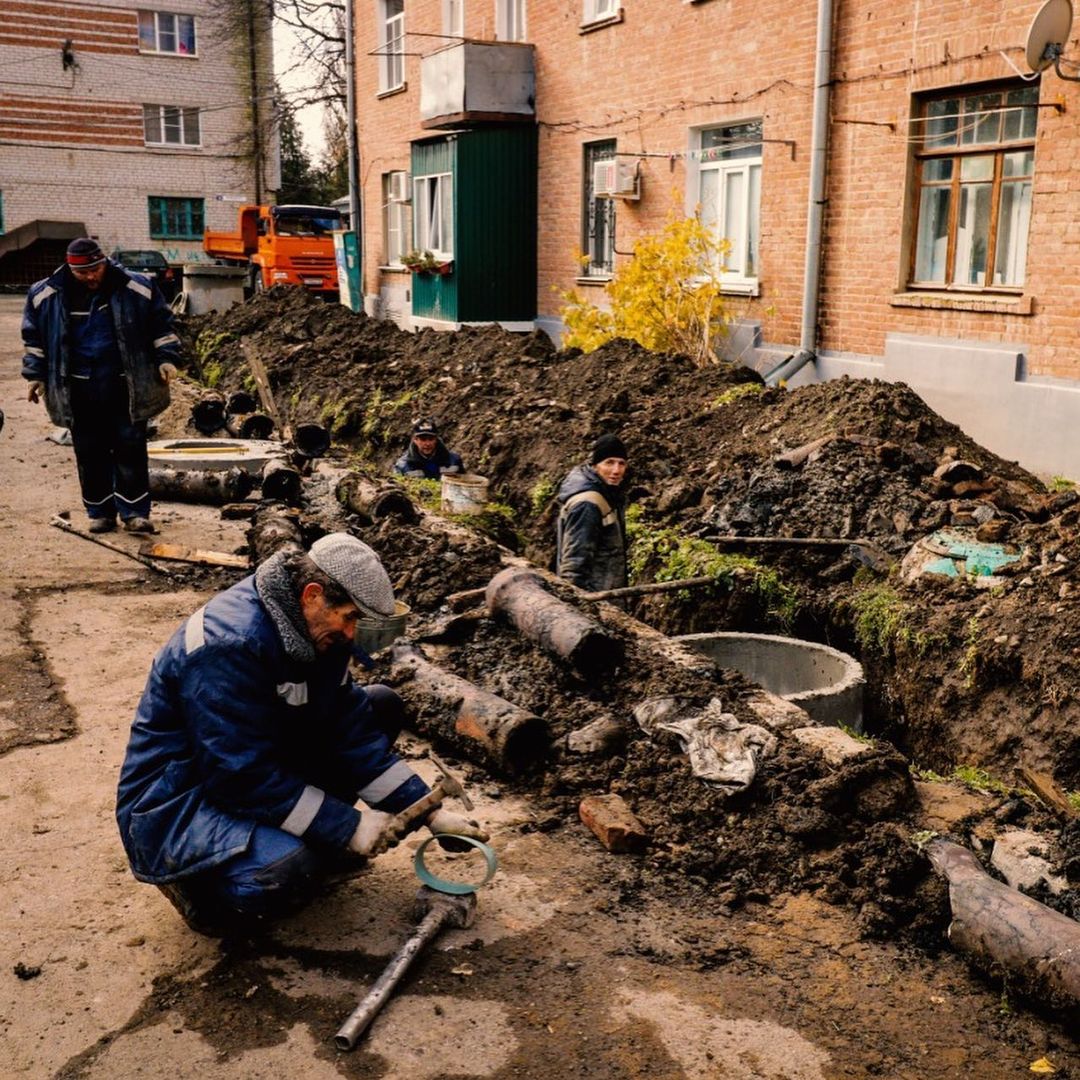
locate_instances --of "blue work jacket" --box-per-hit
[116,576,429,884]
[21,261,180,429]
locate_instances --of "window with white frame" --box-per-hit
[495,0,526,41]
[583,0,617,24]
[379,0,406,93]
[383,171,411,266]
[695,120,762,287]
[444,0,464,36]
[138,10,196,55]
[582,141,616,277]
[143,104,200,147]
[413,173,453,257]
[910,84,1037,290]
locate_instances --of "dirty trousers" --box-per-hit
[158,686,408,935]
[69,376,151,522]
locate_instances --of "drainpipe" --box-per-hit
[344,0,362,301]
[765,0,833,386]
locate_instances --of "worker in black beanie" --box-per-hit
[554,433,629,592]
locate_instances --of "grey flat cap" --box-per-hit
[308,533,395,618]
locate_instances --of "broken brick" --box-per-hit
[579,794,648,853]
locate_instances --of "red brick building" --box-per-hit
[355,0,1080,476]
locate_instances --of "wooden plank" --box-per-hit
[241,339,289,438]
[1019,766,1080,820]
[140,542,250,569]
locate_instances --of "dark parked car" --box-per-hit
[109,249,179,301]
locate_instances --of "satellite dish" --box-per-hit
[1026,0,1073,72]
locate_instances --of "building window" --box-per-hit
[148,196,204,239]
[582,141,616,277]
[143,105,200,147]
[583,0,617,24]
[444,0,464,36]
[379,0,405,92]
[383,171,411,266]
[413,173,453,257]
[496,0,526,41]
[138,10,196,55]
[695,120,762,287]
[911,85,1037,290]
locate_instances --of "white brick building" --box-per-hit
[0,0,279,279]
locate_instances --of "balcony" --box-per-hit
[420,41,535,130]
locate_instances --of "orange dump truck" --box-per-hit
[203,204,341,296]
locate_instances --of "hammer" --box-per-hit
[387,751,474,835]
[335,885,478,1050]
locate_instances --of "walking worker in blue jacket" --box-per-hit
[116,533,488,936]
[21,237,180,535]
[394,417,464,480]
[555,434,629,594]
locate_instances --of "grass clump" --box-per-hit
[400,477,441,511]
[951,764,1014,797]
[361,382,435,443]
[626,506,798,627]
[711,382,765,408]
[529,477,556,516]
[849,583,938,658]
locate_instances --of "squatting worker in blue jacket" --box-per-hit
[555,434,629,593]
[116,533,489,936]
[21,237,180,535]
[394,417,464,480]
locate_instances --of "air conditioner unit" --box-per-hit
[387,173,411,203]
[592,159,639,199]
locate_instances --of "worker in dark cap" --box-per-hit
[21,237,180,534]
[555,433,629,592]
[393,417,464,480]
[116,533,488,936]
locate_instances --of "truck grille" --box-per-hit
[291,256,336,271]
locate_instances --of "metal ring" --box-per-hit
[413,835,498,895]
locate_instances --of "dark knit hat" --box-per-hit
[413,417,438,436]
[66,238,106,269]
[590,433,628,464]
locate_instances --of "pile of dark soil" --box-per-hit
[171,289,1080,952]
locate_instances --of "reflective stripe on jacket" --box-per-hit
[21,261,179,428]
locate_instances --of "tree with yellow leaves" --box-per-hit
[559,215,732,367]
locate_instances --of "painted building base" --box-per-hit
[786,334,1080,481]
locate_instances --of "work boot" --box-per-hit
[88,517,116,534]
[123,517,157,534]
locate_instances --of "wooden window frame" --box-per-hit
[908,84,1038,294]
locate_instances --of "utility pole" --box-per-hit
[246,0,263,204]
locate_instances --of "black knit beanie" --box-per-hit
[66,238,106,268]
[589,433,628,464]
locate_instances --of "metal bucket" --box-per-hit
[441,473,489,514]
[354,600,411,654]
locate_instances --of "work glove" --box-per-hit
[26,381,44,404]
[159,362,177,384]
[439,465,461,476]
[347,808,404,857]
[404,469,426,479]
[426,807,490,852]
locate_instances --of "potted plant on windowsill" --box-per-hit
[401,250,453,276]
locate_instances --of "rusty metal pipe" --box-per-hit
[335,888,476,1051]
[391,644,547,774]
[485,568,624,675]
